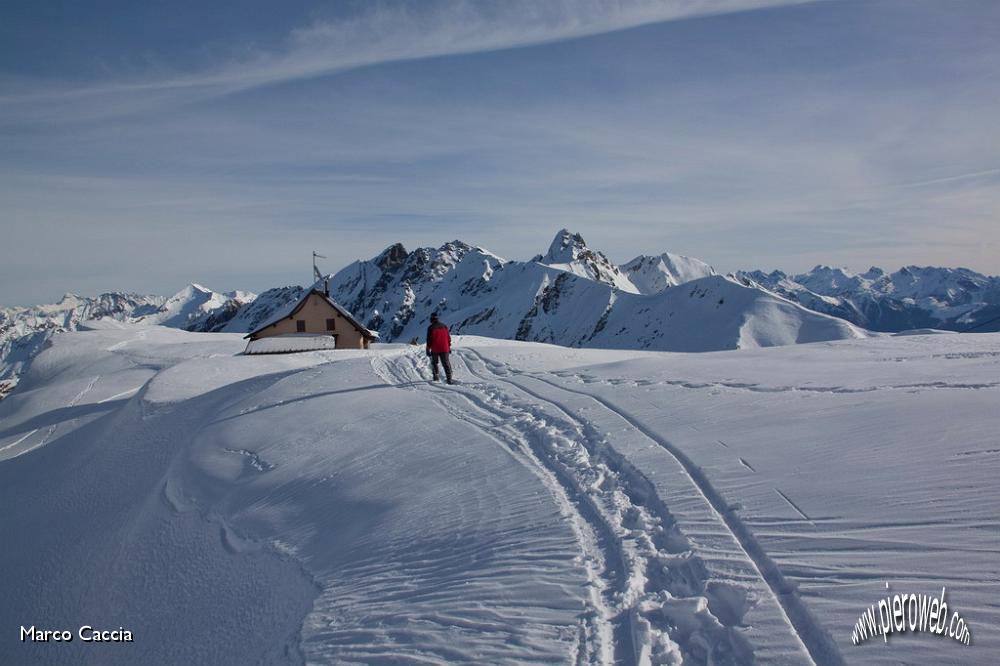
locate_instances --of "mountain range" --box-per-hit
[324,230,860,350]
[738,264,1000,333]
[3,229,997,395]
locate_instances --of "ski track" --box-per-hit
[0,428,38,453]
[463,350,844,666]
[104,329,147,351]
[372,353,618,664]
[374,348,795,665]
[774,489,814,526]
[97,386,143,404]
[2,374,102,458]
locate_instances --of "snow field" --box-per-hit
[1,327,998,664]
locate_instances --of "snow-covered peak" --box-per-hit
[885,265,991,301]
[793,265,867,295]
[737,269,788,287]
[538,230,638,293]
[860,266,885,280]
[621,252,716,294]
[543,229,588,264]
[142,283,256,330]
[400,241,478,284]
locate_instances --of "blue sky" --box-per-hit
[2,0,999,305]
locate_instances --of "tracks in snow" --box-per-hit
[373,352,617,664]
[0,374,102,459]
[461,349,844,666]
[374,349,804,665]
[559,372,1000,395]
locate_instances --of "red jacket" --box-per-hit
[426,322,451,353]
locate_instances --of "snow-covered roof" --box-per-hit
[244,287,377,340]
[243,334,340,355]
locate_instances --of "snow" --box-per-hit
[243,334,339,354]
[0,284,254,391]
[591,275,867,352]
[539,229,640,294]
[621,252,717,294]
[0,290,166,385]
[6,231,997,398]
[323,233,868,352]
[2,325,998,664]
[794,265,875,296]
[139,283,256,330]
[743,265,1000,333]
[5,232,998,401]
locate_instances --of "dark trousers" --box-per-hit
[430,352,452,381]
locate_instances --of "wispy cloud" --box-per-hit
[895,168,1000,190]
[0,0,816,117]
[3,0,999,305]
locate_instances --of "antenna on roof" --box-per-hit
[312,251,326,282]
[313,251,329,295]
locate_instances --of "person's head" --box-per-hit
[430,312,439,323]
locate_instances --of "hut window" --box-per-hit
[296,320,306,332]
[325,318,336,331]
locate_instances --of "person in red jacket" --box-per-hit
[425,312,454,384]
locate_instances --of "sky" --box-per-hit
[2,0,999,306]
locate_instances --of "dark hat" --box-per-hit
[430,312,439,321]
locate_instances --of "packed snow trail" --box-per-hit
[377,346,830,664]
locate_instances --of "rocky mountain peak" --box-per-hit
[543,229,589,264]
[538,229,637,293]
[374,243,408,272]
